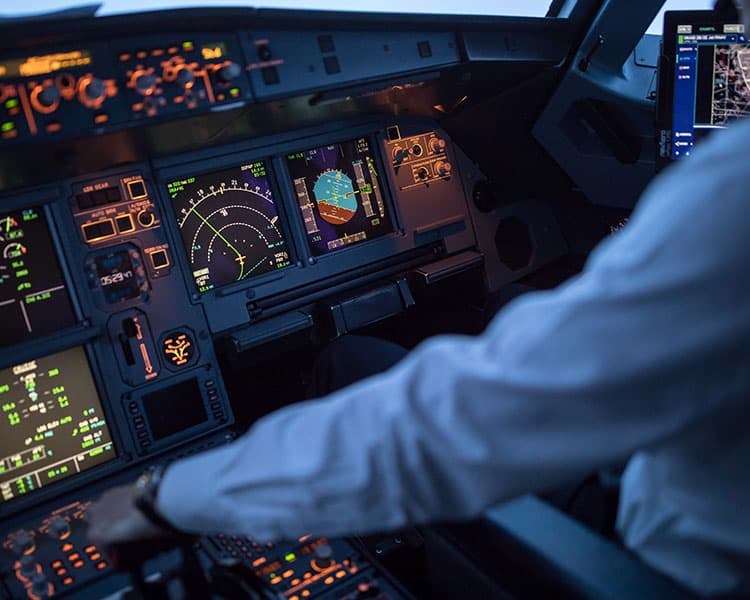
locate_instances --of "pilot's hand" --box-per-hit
[86,485,167,549]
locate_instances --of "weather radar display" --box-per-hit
[286,137,394,256]
[168,161,291,293]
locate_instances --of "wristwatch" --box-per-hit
[132,466,181,534]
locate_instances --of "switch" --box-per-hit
[418,40,433,58]
[137,210,155,227]
[149,249,169,269]
[323,56,340,75]
[261,66,279,85]
[318,34,335,53]
[257,45,272,61]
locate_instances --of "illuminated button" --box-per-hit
[303,572,312,579]
[56,568,67,576]
[63,576,73,585]
[61,543,73,553]
[291,578,300,585]
[149,249,169,269]
[67,553,80,562]
[51,561,62,569]
[89,553,102,561]
[290,596,299,600]
[94,113,109,125]
[119,53,131,62]
[81,219,115,242]
[336,569,346,578]
[301,591,310,598]
[285,552,296,562]
[84,546,96,554]
[252,557,266,567]
[96,561,108,570]
[270,576,282,585]
[73,560,84,569]
[282,569,294,579]
[324,576,334,585]
[116,214,135,234]
[45,122,62,133]
[162,331,195,368]
[127,179,147,200]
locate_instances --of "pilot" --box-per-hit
[88,1,750,597]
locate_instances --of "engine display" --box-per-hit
[0,207,76,346]
[286,137,394,256]
[0,347,116,504]
[167,161,291,293]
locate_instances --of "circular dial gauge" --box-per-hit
[172,165,290,293]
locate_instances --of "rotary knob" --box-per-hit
[216,62,241,83]
[429,137,447,154]
[434,160,452,177]
[11,531,35,556]
[135,73,158,95]
[311,544,333,570]
[30,572,51,597]
[19,554,39,577]
[175,67,195,87]
[48,517,70,540]
[84,77,106,101]
[38,85,60,108]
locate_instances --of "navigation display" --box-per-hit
[286,137,394,256]
[0,347,116,504]
[167,160,292,293]
[0,207,76,346]
[658,13,749,167]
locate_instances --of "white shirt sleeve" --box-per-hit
[157,122,750,543]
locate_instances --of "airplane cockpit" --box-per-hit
[0,0,745,598]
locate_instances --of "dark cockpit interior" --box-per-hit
[0,1,744,598]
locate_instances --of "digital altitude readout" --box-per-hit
[286,137,394,256]
[167,161,291,293]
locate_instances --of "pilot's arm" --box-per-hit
[89,119,750,548]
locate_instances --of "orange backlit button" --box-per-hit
[67,553,80,562]
[89,553,102,561]
[73,560,85,569]
[290,596,299,600]
[303,572,312,579]
[84,546,96,554]
[94,113,109,125]
[96,561,108,570]
[282,569,294,579]
[61,543,73,553]
[252,557,266,567]
[301,591,311,598]
[291,578,300,585]
[336,570,346,579]
[56,568,67,576]
[270,576,282,585]
[45,122,62,133]
[63,577,73,585]
[119,53,131,62]
[324,576,334,585]
[51,561,63,569]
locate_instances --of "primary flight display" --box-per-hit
[286,137,394,256]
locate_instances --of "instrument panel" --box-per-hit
[0,11,474,600]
